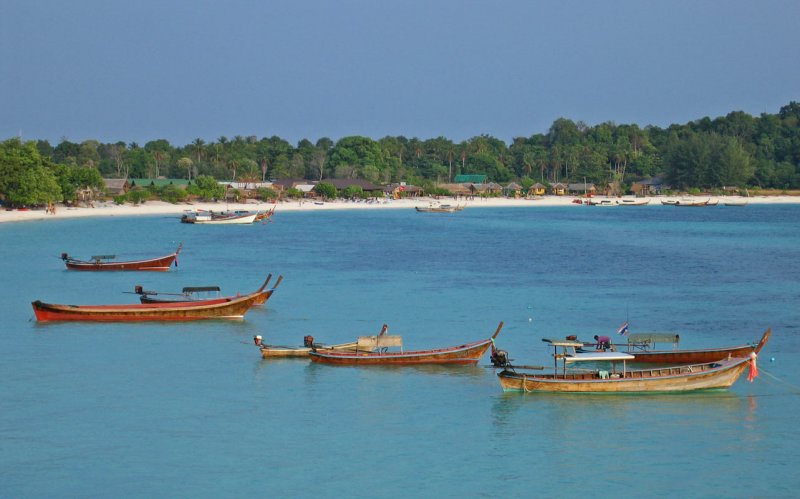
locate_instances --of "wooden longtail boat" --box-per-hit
[31,276,272,322]
[135,274,283,306]
[254,324,394,358]
[61,244,182,271]
[622,329,770,364]
[496,334,764,393]
[308,322,503,365]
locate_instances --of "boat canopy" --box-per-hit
[564,351,635,363]
[542,338,585,347]
[357,335,403,351]
[627,333,680,346]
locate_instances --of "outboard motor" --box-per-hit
[61,253,69,261]
[134,285,143,295]
[490,348,510,368]
[303,335,314,348]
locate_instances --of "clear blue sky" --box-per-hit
[2,0,798,147]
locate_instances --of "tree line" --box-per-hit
[2,102,799,206]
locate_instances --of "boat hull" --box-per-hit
[631,346,755,364]
[628,329,770,364]
[31,276,273,322]
[63,245,181,271]
[498,357,751,393]
[308,339,493,365]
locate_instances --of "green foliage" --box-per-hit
[0,138,62,206]
[255,187,278,201]
[158,184,188,203]
[313,182,337,199]
[664,132,756,189]
[4,101,800,195]
[285,187,304,199]
[187,175,226,201]
[427,186,452,197]
[51,164,104,202]
[113,194,127,205]
[342,185,364,199]
[5,165,62,206]
[126,188,151,205]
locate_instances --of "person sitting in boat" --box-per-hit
[594,335,612,351]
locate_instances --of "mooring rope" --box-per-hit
[757,367,800,393]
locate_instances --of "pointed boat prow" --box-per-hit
[754,328,771,354]
[492,321,504,339]
[271,275,284,290]
[256,274,273,293]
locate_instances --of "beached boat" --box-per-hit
[180,210,258,224]
[61,244,182,271]
[622,329,770,364]
[415,203,464,213]
[31,276,272,322]
[588,198,618,207]
[673,198,710,206]
[134,274,283,306]
[308,322,503,365]
[619,198,650,206]
[496,337,762,393]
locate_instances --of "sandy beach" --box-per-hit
[1,195,797,224]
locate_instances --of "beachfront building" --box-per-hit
[551,182,568,195]
[504,182,523,198]
[437,183,472,197]
[103,178,129,196]
[473,182,503,196]
[528,183,546,197]
[568,183,596,196]
[631,177,666,196]
[218,181,275,200]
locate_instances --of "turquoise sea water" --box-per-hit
[2,205,800,498]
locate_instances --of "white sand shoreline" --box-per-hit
[1,195,798,224]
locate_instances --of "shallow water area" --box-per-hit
[1,205,799,497]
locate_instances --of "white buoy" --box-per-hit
[528,317,533,322]
[770,357,775,362]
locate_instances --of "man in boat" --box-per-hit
[594,335,612,351]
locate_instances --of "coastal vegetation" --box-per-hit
[1,102,799,207]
